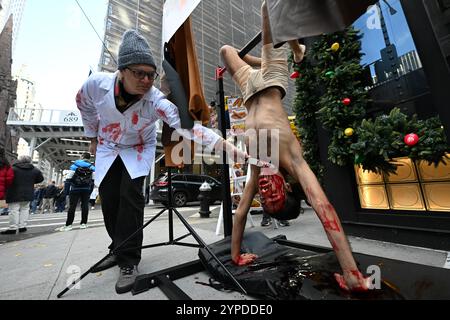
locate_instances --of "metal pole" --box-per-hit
[168,167,174,242]
[28,137,36,159]
[213,32,263,237]
[238,32,261,59]
[216,67,233,237]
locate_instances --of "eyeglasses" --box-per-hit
[126,68,159,80]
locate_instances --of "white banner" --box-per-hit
[162,0,202,44]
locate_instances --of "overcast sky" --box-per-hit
[13,0,108,110]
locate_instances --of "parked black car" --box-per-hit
[150,173,223,207]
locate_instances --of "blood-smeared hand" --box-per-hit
[334,270,371,292]
[233,253,258,266]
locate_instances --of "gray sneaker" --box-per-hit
[277,219,290,227]
[115,266,139,294]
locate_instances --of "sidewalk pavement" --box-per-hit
[0,203,448,300]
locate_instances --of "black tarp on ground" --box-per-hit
[199,231,450,300]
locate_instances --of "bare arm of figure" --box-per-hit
[231,165,260,265]
[293,159,371,291]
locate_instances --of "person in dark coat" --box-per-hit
[40,181,58,214]
[54,184,67,213]
[1,155,44,234]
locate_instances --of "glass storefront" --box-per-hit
[352,1,450,212]
[355,155,450,212]
[353,1,438,119]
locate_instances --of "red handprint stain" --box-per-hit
[102,123,122,143]
[305,187,341,232]
[156,109,168,122]
[134,129,145,161]
[320,204,341,233]
[132,112,139,125]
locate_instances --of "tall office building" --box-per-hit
[99,0,295,112]
[0,0,26,52]
[13,64,42,121]
[99,0,163,74]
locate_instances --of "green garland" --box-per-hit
[351,108,449,174]
[290,44,324,182]
[292,27,449,175]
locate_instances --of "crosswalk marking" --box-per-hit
[444,252,450,269]
[1,214,156,230]
[0,206,218,233]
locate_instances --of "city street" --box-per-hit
[0,203,215,244]
[0,203,448,300]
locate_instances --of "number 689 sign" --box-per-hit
[60,111,82,125]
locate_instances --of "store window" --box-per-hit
[352,1,450,213]
[353,1,438,119]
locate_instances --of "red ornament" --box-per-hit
[290,71,300,79]
[404,133,419,146]
[342,98,351,106]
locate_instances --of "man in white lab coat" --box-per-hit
[76,29,245,294]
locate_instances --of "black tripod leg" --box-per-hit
[172,208,247,295]
[57,207,167,298]
[57,252,114,298]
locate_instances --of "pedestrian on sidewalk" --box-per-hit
[54,184,67,213]
[58,152,95,232]
[30,184,43,214]
[260,211,290,227]
[76,29,247,294]
[89,186,98,210]
[1,155,44,235]
[0,148,14,216]
[40,181,58,214]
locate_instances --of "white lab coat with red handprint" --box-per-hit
[76,72,221,187]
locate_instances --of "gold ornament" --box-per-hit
[344,128,354,137]
[331,42,340,52]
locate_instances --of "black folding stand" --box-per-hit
[129,167,247,296]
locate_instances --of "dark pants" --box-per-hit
[55,197,67,213]
[99,157,145,268]
[66,192,90,225]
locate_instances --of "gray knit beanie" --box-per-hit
[118,29,156,70]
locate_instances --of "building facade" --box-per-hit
[0,0,26,52]
[98,0,295,112]
[0,16,18,160]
